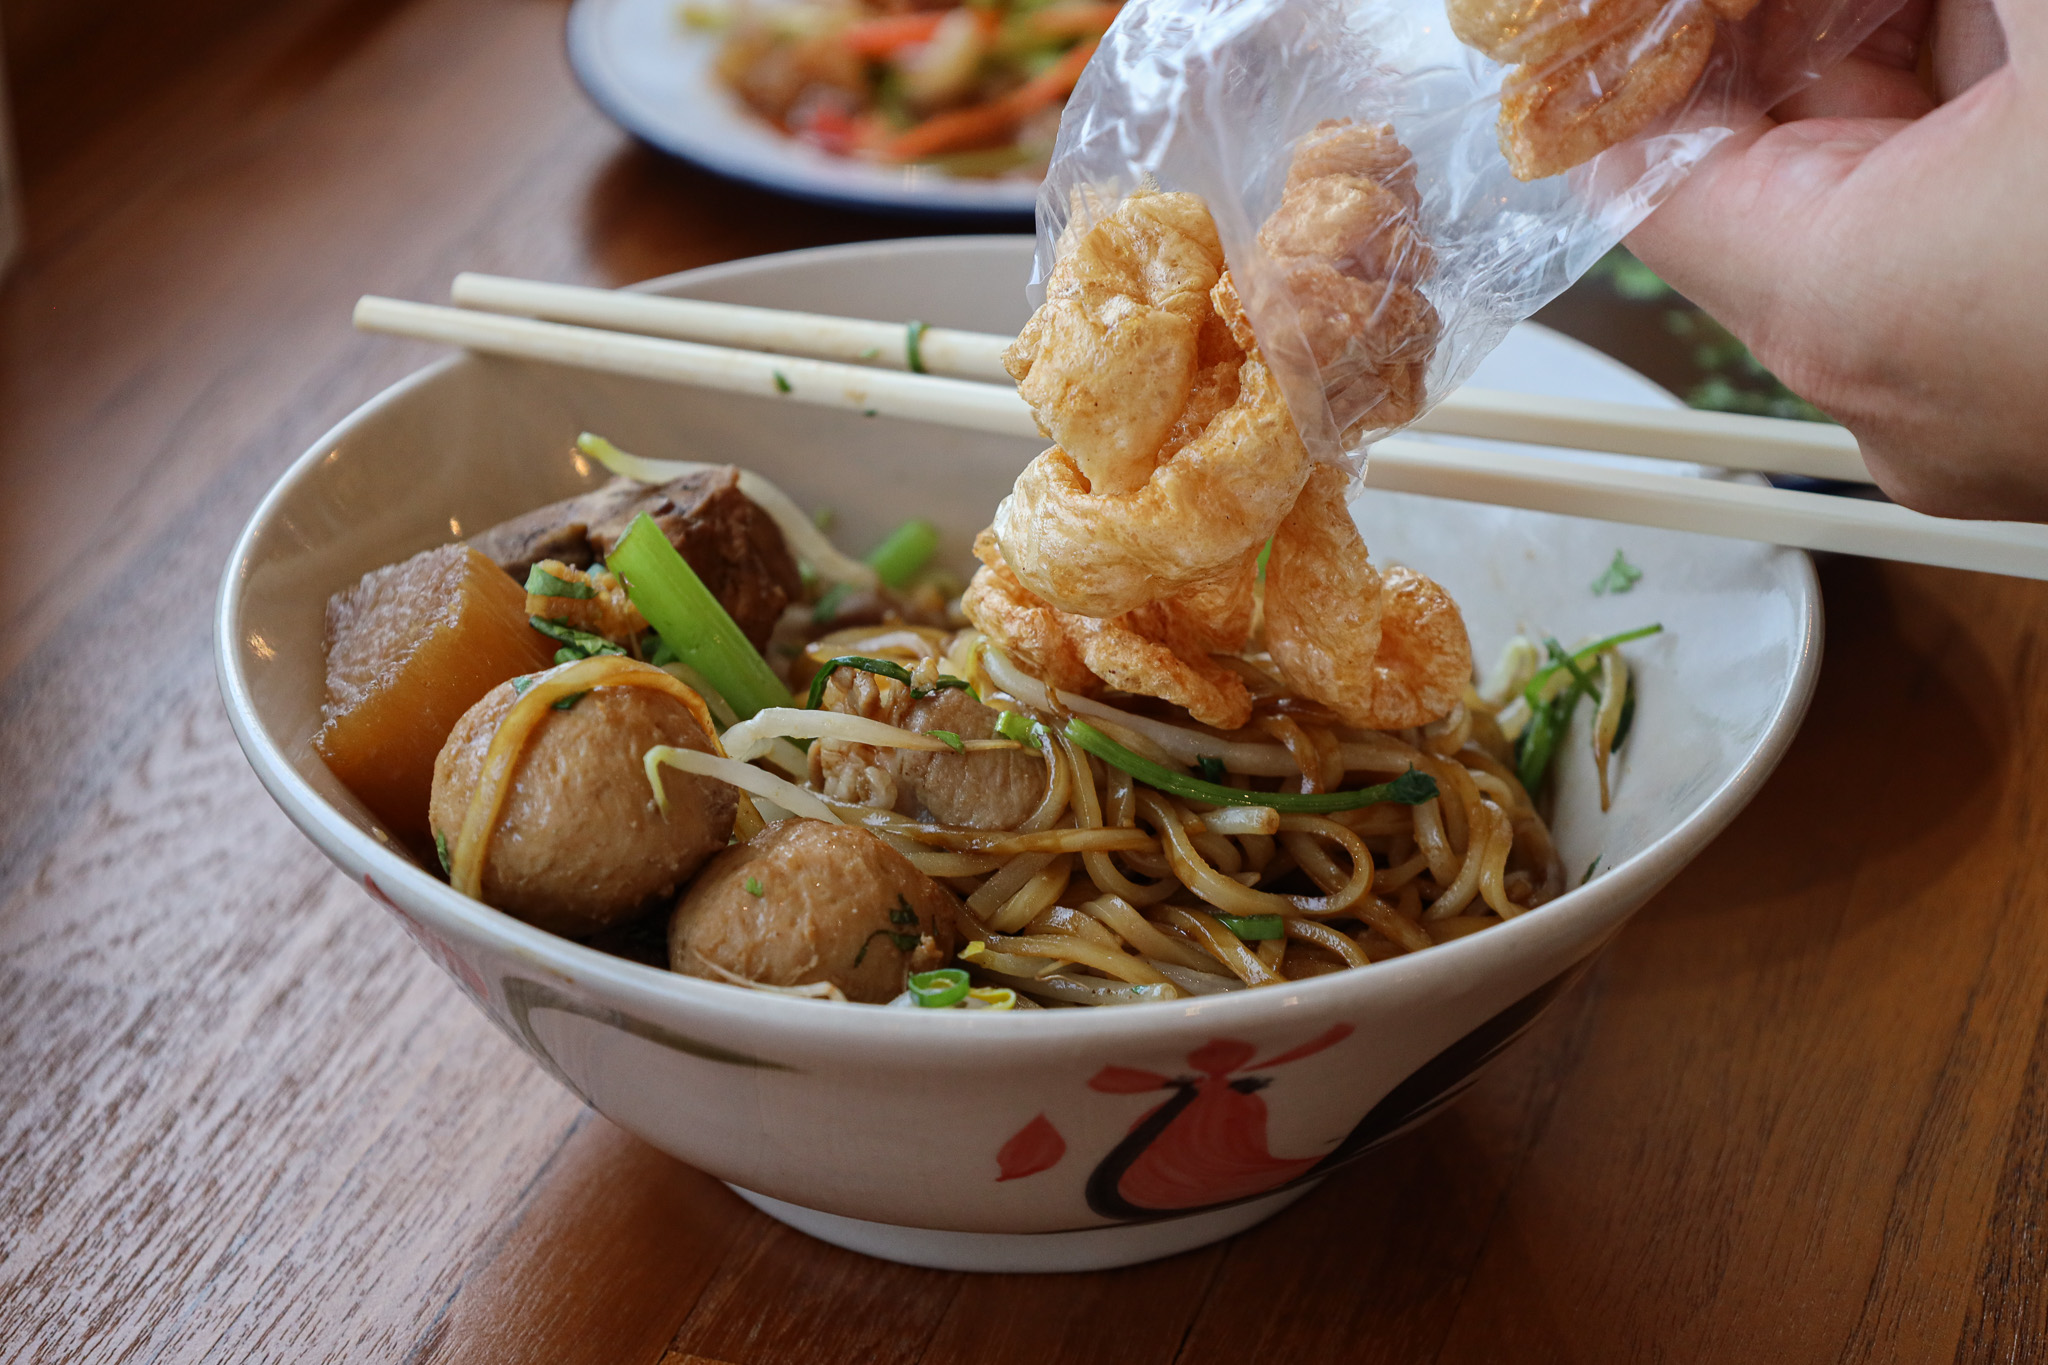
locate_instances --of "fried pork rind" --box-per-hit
[964,530,1258,729]
[1265,465,1472,730]
[960,533,1101,697]
[1452,0,1726,181]
[995,262,1311,620]
[1499,3,1715,180]
[1004,192,1230,498]
[1255,121,1439,438]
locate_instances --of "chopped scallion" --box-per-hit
[434,829,451,874]
[1514,623,1662,792]
[1064,719,1437,812]
[744,876,764,896]
[1195,755,1227,783]
[772,370,792,393]
[854,928,921,966]
[866,519,939,589]
[995,711,1041,748]
[908,967,970,1008]
[1521,624,1662,708]
[1216,913,1284,941]
[905,320,929,374]
[1544,637,1603,703]
[930,729,965,753]
[607,513,794,720]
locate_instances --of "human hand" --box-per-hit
[1625,0,2048,520]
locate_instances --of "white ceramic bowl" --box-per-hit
[216,237,1820,1273]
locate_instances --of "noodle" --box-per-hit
[984,933,1175,988]
[1077,895,1220,974]
[987,856,1074,933]
[1285,917,1371,969]
[1161,907,1283,987]
[1062,731,1179,907]
[966,851,1057,918]
[623,613,1573,1004]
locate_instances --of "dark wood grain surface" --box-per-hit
[3,3,2044,1361]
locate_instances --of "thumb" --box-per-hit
[1621,119,1780,330]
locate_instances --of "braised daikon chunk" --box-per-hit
[317,544,555,846]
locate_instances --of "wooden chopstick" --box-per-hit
[451,272,1013,381]
[448,272,1872,485]
[1369,438,2048,580]
[358,296,1035,435]
[352,294,2048,582]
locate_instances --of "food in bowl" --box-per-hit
[696,0,1115,174]
[312,164,1666,1012]
[313,422,1656,1008]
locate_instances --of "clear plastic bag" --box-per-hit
[1032,0,1899,462]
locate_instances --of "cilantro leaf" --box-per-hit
[1591,549,1644,596]
[530,616,625,659]
[524,565,595,599]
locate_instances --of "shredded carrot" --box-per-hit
[841,11,947,57]
[1007,37,1099,114]
[877,39,1097,161]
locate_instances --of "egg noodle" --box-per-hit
[685,621,1576,1006]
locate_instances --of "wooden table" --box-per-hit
[4,2,2045,1360]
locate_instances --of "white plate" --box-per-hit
[567,0,1042,217]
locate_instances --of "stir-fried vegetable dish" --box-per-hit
[695,0,1117,175]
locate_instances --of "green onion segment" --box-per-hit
[803,655,971,710]
[1064,720,1437,812]
[905,320,929,375]
[1216,913,1284,941]
[1521,624,1662,708]
[995,711,1042,748]
[523,566,594,599]
[908,967,970,1008]
[866,519,939,589]
[811,518,941,620]
[607,513,793,720]
[1514,623,1661,792]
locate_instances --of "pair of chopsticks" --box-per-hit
[352,275,2048,582]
